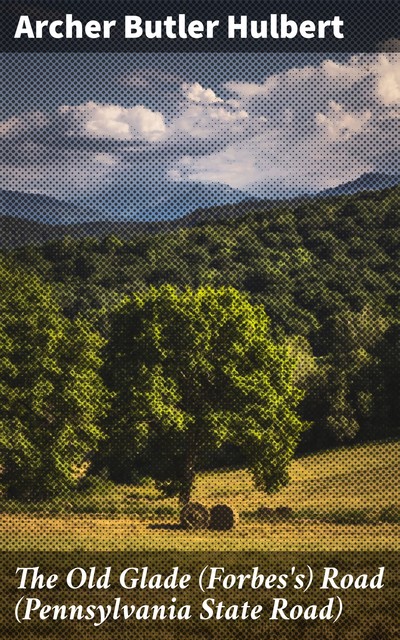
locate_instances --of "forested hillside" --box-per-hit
[3,185,400,458]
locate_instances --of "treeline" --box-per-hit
[1,185,399,497]
[0,268,306,502]
[9,186,399,332]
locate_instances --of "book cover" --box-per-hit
[0,1,399,637]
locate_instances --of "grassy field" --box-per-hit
[1,440,399,551]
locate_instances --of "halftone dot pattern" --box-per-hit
[0,48,399,639]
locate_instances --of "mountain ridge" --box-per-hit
[1,172,399,248]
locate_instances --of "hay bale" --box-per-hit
[275,506,293,520]
[209,504,235,531]
[180,502,210,530]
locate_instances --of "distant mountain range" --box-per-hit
[1,172,399,248]
[320,172,400,197]
[0,181,244,225]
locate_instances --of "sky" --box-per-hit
[1,52,400,220]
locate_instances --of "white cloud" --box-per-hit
[316,102,372,141]
[175,147,265,188]
[2,54,400,206]
[210,107,248,121]
[191,54,398,194]
[170,100,250,141]
[167,168,183,182]
[0,149,115,201]
[171,129,372,194]
[226,54,399,112]
[224,58,370,107]
[183,82,223,103]
[86,105,130,139]
[321,58,367,82]
[60,102,167,141]
[225,76,278,98]
[374,54,400,104]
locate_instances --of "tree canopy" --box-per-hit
[0,258,109,499]
[102,285,307,502]
[1,184,399,498]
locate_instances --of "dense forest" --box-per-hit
[1,184,399,496]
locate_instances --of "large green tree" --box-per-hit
[0,258,109,499]
[102,285,307,503]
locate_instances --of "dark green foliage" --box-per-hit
[3,185,400,460]
[7,187,398,332]
[0,257,109,499]
[101,286,306,502]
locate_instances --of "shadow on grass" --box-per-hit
[148,522,184,530]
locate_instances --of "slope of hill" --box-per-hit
[1,440,399,551]
[320,172,400,197]
[0,188,99,223]
[0,189,255,248]
[5,183,399,333]
[2,173,399,248]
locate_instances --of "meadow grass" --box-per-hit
[0,440,399,551]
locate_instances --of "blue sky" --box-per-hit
[1,52,399,220]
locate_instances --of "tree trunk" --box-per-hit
[180,428,197,506]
